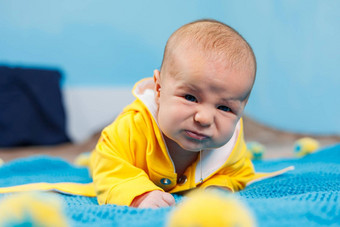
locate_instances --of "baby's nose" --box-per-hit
[194,108,214,127]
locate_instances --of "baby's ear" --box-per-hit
[153,69,161,104]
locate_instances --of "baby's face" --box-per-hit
[154,48,253,152]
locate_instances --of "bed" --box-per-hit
[0,143,338,226]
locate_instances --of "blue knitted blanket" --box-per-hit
[0,144,339,227]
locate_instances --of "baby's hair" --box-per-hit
[160,19,256,79]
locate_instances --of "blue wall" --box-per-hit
[1,0,339,135]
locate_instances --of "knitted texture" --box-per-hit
[0,144,339,227]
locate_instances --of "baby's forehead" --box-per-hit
[169,64,252,94]
[167,39,254,76]
[167,45,254,79]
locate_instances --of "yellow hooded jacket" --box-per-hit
[89,78,293,206]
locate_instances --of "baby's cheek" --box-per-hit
[218,123,235,142]
[157,107,176,131]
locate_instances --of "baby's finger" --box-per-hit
[138,202,157,209]
[162,193,176,206]
[141,198,169,208]
[155,199,172,208]
[139,203,158,209]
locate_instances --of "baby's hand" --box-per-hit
[131,190,175,208]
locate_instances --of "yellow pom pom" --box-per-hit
[0,192,69,227]
[74,152,91,167]
[247,142,265,160]
[0,158,4,167]
[167,190,256,227]
[294,137,320,157]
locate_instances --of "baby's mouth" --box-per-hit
[184,130,210,141]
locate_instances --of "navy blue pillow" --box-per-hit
[0,66,71,147]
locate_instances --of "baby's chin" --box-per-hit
[178,143,220,152]
[169,134,230,152]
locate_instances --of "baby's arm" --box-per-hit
[130,190,175,208]
[199,156,255,192]
[90,112,166,206]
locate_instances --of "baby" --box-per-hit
[90,19,258,208]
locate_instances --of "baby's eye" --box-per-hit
[184,94,197,102]
[218,105,231,112]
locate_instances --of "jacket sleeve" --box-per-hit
[89,111,163,206]
[199,119,256,192]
